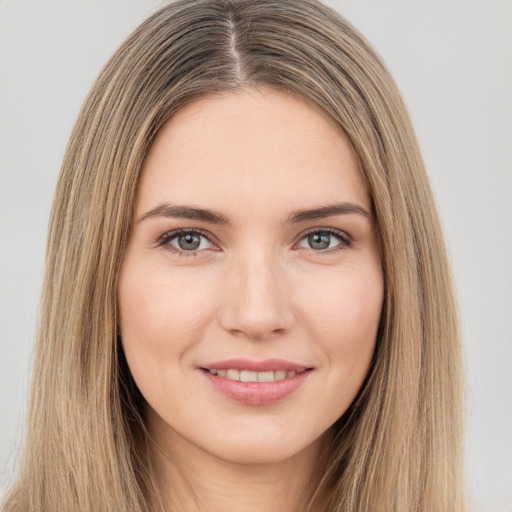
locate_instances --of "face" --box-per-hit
[118,88,383,466]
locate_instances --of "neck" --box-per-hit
[147,419,332,512]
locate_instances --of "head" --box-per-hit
[8,1,464,511]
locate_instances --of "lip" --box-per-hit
[198,359,313,406]
[200,358,310,372]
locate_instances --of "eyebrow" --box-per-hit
[139,204,232,225]
[287,202,371,223]
[139,201,371,226]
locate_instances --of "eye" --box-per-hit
[296,229,351,251]
[161,230,215,254]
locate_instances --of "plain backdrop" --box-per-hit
[1,1,511,511]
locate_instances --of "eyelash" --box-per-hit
[298,227,352,253]
[158,229,217,257]
[158,227,352,257]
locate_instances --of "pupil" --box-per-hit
[309,232,330,250]
[178,233,201,250]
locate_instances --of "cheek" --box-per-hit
[118,263,220,358]
[117,264,223,418]
[300,264,383,370]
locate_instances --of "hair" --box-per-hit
[2,0,465,511]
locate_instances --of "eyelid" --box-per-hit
[294,227,352,252]
[158,228,220,256]
[157,226,352,257]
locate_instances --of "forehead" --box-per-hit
[136,87,370,216]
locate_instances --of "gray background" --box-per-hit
[1,1,511,510]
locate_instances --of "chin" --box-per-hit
[200,422,331,467]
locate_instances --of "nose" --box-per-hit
[218,251,295,340]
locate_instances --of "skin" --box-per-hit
[118,87,384,512]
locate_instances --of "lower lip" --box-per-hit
[200,370,311,405]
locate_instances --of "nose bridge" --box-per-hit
[219,245,294,339]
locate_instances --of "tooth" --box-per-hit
[226,369,240,381]
[274,370,286,381]
[217,369,227,377]
[209,369,217,375]
[240,370,258,382]
[286,371,296,378]
[257,371,275,382]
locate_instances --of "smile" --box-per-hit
[199,359,313,405]
[206,369,304,382]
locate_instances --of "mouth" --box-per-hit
[202,368,308,382]
[198,359,313,405]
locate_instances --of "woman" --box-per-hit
[2,0,465,511]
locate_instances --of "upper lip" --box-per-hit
[200,358,312,372]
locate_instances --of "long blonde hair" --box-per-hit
[2,1,465,511]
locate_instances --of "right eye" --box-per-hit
[160,230,216,255]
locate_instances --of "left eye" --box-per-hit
[297,230,346,251]
[165,231,214,252]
